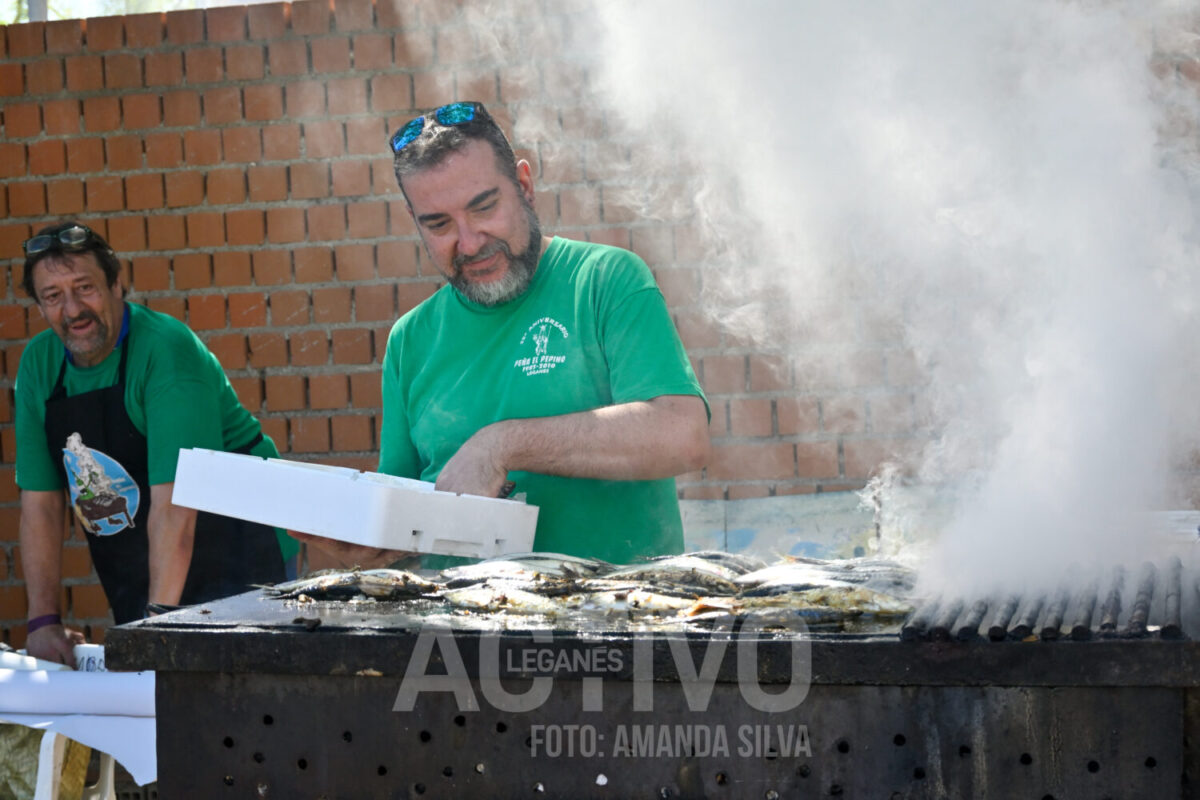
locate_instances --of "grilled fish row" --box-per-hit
[262,552,918,627]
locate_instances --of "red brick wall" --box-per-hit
[2,0,1196,643]
[8,0,882,642]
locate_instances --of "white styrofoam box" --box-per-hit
[172,448,539,559]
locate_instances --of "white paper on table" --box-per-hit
[0,654,157,785]
[0,650,70,672]
[0,670,155,717]
[0,713,156,786]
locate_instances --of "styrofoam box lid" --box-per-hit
[172,448,538,559]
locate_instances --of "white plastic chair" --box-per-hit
[33,730,116,800]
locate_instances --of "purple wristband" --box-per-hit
[26,614,62,634]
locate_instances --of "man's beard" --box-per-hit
[59,310,109,363]
[450,205,543,307]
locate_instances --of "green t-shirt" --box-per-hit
[380,236,707,564]
[15,302,299,560]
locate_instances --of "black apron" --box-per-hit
[44,327,284,624]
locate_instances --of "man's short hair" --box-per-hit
[391,102,521,200]
[22,220,121,300]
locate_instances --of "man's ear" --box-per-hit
[516,159,535,203]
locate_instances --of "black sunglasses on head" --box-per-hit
[23,224,104,258]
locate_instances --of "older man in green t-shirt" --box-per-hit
[301,101,710,569]
[15,222,297,664]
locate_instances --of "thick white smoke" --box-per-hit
[589,1,1200,596]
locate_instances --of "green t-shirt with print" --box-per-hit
[380,236,707,565]
[15,302,299,560]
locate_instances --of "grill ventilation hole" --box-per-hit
[297,759,307,771]
[1020,753,1033,765]
[252,752,264,763]
[377,766,387,777]
[1087,760,1100,773]
[414,783,426,795]
[836,739,851,754]
[1146,757,1158,769]
[342,731,352,743]
[223,737,235,749]
[496,721,508,733]
[223,776,234,787]
[893,734,906,746]
[419,730,432,743]
[913,768,926,780]
[959,745,971,758]
[262,715,274,726]
[442,766,453,777]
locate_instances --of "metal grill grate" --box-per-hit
[902,555,1190,642]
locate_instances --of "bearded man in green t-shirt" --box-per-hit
[15,222,297,664]
[300,101,711,569]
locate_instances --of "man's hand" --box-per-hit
[289,531,414,571]
[25,624,85,667]
[434,425,510,498]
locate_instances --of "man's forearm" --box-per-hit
[147,483,197,606]
[19,490,68,617]
[497,395,709,479]
[436,394,710,497]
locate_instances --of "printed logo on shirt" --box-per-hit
[61,432,140,537]
[514,317,570,377]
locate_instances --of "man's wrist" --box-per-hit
[484,419,519,473]
[27,613,62,634]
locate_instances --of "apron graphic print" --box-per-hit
[61,432,140,536]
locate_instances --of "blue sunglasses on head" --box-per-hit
[389,101,488,153]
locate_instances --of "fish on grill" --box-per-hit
[645,550,767,575]
[439,553,612,587]
[260,552,917,629]
[736,557,917,596]
[441,581,699,618]
[440,584,567,615]
[600,555,743,596]
[263,568,439,600]
[735,586,914,617]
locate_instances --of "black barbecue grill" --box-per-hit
[105,552,1200,799]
